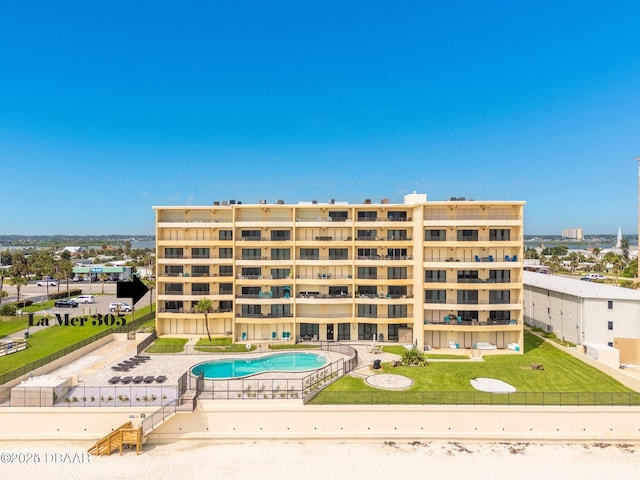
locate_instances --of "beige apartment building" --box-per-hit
[153,193,525,351]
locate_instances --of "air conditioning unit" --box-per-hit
[221,201,228,206]
[229,200,236,204]
[364,199,371,204]
[259,199,267,204]
[381,198,390,204]
[276,199,284,204]
[329,198,335,204]
[312,200,318,204]
[213,201,220,206]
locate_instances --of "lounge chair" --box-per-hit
[457,315,463,324]
[475,255,481,262]
[155,375,168,384]
[120,376,133,384]
[108,376,121,384]
[511,255,518,262]
[241,332,247,341]
[271,331,277,340]
[488,255,494,262]
[132,376,144,384]
[143,376,155,384]
[443,315,450,324]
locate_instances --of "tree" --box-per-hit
[143,277,156,312]
[56,258,74,294]
[8,275,28,302]
[0,290,7,305]
[621,237,630,260]
[196,297,213,341]
[99,273,109,294]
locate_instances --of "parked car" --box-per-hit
[76,295,96,304]
[54,299,78,308]
[582,273,606,281]
[109,302,132,312]
[72,276,83,282]
[36,280,57,287]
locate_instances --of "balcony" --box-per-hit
[236,313,294,319]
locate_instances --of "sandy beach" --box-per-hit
[1,440,638,480]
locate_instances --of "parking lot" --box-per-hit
[4,281,152,318]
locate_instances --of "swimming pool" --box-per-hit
[191,352,328,379]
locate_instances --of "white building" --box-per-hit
[524,271,640,357]
[561,228,583,240]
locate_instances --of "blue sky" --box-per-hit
[1,1,639,236]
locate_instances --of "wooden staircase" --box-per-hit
[88,421,143,456]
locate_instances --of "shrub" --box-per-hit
[401,348,428,367]
[0,304,17,316]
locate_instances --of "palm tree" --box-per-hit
[8,275,28,303]
[99,273,109,294]
[196,297,213,341]
[56,258,74,295]
[143,277,156,312]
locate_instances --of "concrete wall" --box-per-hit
[1,403,640,443]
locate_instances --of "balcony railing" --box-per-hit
[297,293,353,299]
[236,313,294,319]
[424,319,518,326]
[424,278,521,284]
[423,213,521,221]
[296,312,352,318]
[422,299,520,305]
[423,236,522,242]
[356,255,413,260]
[159,307,233,313]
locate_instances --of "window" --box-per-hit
[457,290,478,304]
[329,211,348,222]
[387,248,407,258]
[191,248,210,259]
[489,270,510,283]
[300,323,319,337]
[164,248,183,259]
[219,300,232,311]
[357,211,377,221]
[242,248,261,260]
[608,321,613,330]
[357,248,377,258]
[219,266,233,277]
[457,229,478,241]
[165,266,183,277]
[489,229,511,241]
[357,304,377,318]
[357,286,378,295]
[165,283,183,294]
[424,229,446,241]
[387,211,408,221]
[219,248,233,259]
[329,248,349,260]
[337,323,351,341]
[387,267,407,279]
[219,283,233,295]
[357,229,377,240]
[358,323,377,340]
[241,267,261,278]
[608,300,613,310]
[488,311,508,323]
[358,267,377,279]
[271,230,290,241]
[457,270,479,283]
[388,324,400,341]
[300,248,319,260]
[388,286,407,297]
[219,230,233,240]
[271,268,290,279]
[271,304,291,318]
[329,286,349,296]
[241,305,262,316]
[489,290,511,304]
[241,230,261,240]
[387,230,407,240]
[242,287,261,296]
[192,266,209,277]
[271,248,290,260]
[425,289,446,303]
[425,270,446,282]
[388,305,407,318]
[191,283,210,295]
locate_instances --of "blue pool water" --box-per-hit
[191,353,327,379]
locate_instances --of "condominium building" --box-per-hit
[561,228,584,241]
[153,193,525,351]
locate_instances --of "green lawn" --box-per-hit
[0,306,155,376]
[0,317,29,339]
[194,337,257,353]
[146,337,188,353]
[310,331,640,405]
